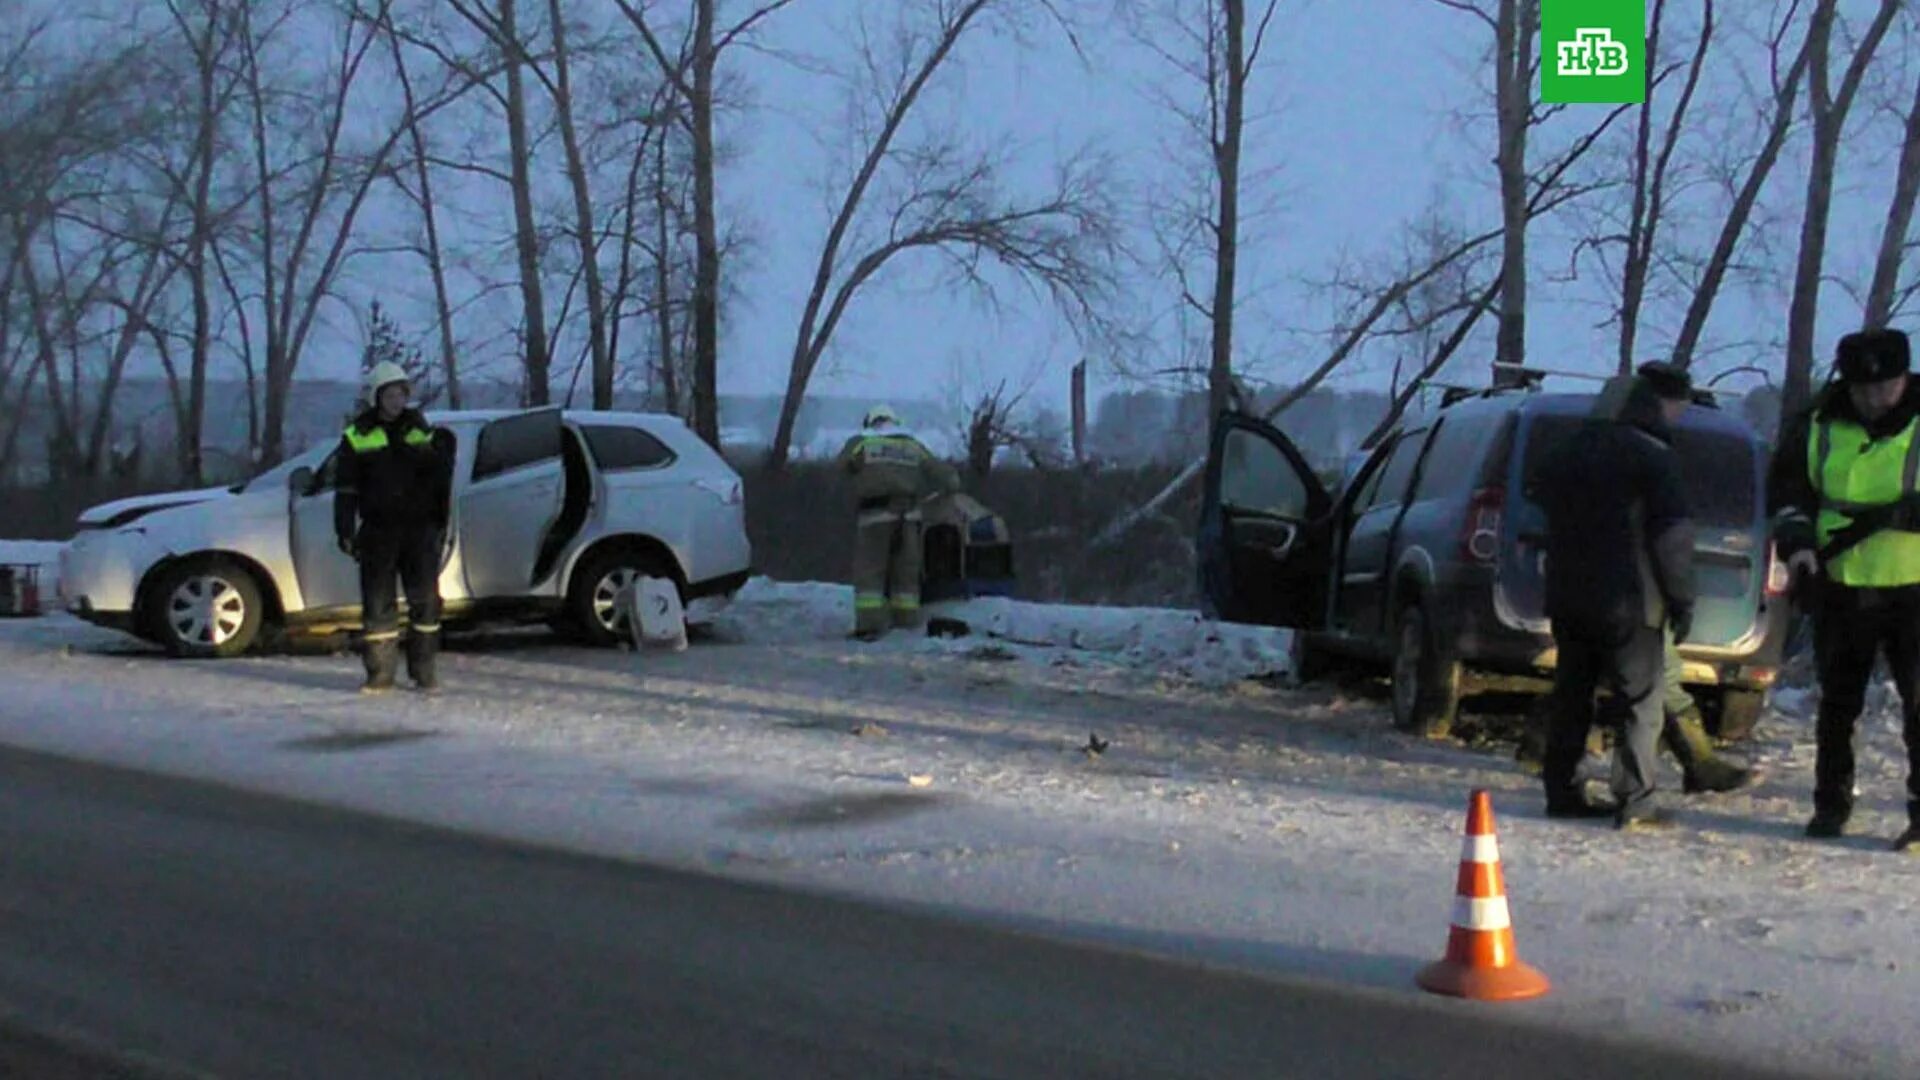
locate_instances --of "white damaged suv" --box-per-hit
[60,407,752,657]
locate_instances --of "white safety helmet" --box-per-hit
[362,360,411,407]
[864,403,899,429]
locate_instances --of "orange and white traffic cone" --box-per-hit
[1416,788,1551,1001]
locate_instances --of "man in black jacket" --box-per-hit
[1529,369,1697,829]
[335,361,454,694]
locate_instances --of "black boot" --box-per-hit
[1546,792,1619,820]
[361,635,399,694]
[1893,802,1920,852]
[407,628,440,693]
[1805,803,1851,839]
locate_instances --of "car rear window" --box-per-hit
[582,424,677,471]
[475,413,563,481]
[1520,416,1756,527]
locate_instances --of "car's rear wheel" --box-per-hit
[567,546,679,648]
[1391,602,1461,739]
[146,557,266,659]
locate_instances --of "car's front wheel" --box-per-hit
[567,547,679,648]
[146,557,266,658]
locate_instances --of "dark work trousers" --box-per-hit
[359,524,444,686]
[1544,624,1665,811]
[1811,582,1920,822]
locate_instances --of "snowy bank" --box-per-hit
[702,577,1291,687]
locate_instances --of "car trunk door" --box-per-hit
[1499,411,1764,649]
[1199,413,1333,628]
[461,409,566,599]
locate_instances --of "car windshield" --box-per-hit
[1520,415,1756,528]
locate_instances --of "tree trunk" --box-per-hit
[1619,0,1711,373]
[1619,0,1664,374]
[1783,0,1899,415]
[547,0,613,409]
[1492,0,1536,386]
[183,10,222,486]
[1208,0,1247,424]
[500,0,551,406]
[388,16,461,409]
[1865,69,1920,328]
[689,0,721,447]
[653,123,681,417]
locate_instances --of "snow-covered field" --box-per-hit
[0,566,1915,1076]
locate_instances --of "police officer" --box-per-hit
[1529,368,1697,828]
[1770,328,1920,847]
[838,405,959,640]
[336,361,453,693]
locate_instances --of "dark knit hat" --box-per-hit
[1836,328,1911,383]
[1635,360,1693,401]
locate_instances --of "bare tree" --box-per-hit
[765,1,1118,469]
[447,0,554,407]
[1434,0,1542,385]
[1864,41,1920,327]
[1128,0,1282,427]
[1782,0,1901,414]
[616,0,798,446]
[1089,100,1620,552]
[239,1,492,463]
[380,6,462,408]
[165,0,245,484]
[538,0,614,408]
[1669,1,1817,370]
[1616,0,1713,372]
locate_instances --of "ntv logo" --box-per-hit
[1556,27,1630,77]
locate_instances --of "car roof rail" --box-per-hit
[1486,361,1724,407]
[1427,381,1534,409]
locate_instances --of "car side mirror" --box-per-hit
[288,466,314,497]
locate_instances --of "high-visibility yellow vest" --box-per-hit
[1809,414,1920,587]
[344,424,433,454]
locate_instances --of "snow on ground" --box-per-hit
[0,580,1914,1076]
[704,579,1294,688]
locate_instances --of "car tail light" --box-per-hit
[1766,542,1790,597]
[1460,486,1505,564]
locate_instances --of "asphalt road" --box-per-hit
[0,745,1820,1079]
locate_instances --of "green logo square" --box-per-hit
[1542,0,1646,104]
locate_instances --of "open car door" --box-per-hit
[1199,413,1332,627]
[461,408,566,599]
[287,446,362,614]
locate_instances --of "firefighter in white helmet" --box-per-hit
[837,404,959,640]
[335,361,454,692]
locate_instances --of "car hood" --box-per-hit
[76,486,231,530]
